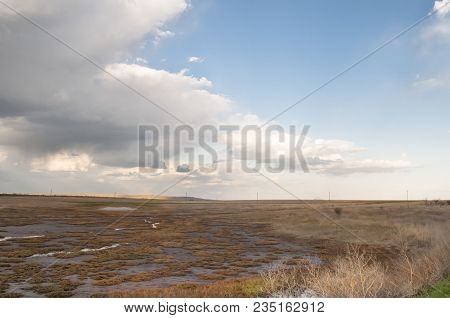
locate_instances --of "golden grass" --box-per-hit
[96,277,265,298]
[260,223,450,298]
[389,225,450,296]
[305,247,388,297]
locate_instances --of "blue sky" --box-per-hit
[145,0,449,143]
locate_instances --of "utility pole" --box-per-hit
[256,192,259,202]
[407,190,409,208]
[328,192,331,206]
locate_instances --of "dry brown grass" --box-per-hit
[389,224,450,296]
[96,277,264,298]
[306,246,388,297]
[261,223,450,298]
[395,224,434,248]
[260,265,303,297]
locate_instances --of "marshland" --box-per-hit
[0,195,449,297]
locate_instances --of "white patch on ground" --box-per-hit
[0,235,44,242]
[144,219,160,229]
[300,288,318,298]
[270,288,318,298]
[114,228,125,231]
[28,251,67,258]
[80,243,120,253]
[28,243,124,258]
[99,207,135,211]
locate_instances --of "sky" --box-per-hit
[0,0,449,200]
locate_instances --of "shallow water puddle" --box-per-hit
[99,207,135,212]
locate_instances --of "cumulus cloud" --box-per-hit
[188,56,205,63]
[0,0,187,58]
[157,113,415,177]
[31,152,93,172]
[0,0,231,167]
[0,149,7,163]
[434,0,450,17]
[135,57,148,65]
[422,1,450,40]
[0,0,243,195]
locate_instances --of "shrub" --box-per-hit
[305,246,388,297]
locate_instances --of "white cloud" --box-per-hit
[95,63,231,123]
[99,167,143,181]
[302,138,415,175]
[0,0,188,59]
[303,139,366,159]
[423,21,450,39]
[412,76,445,90]
[155,29,175,39]
[188,56,205,63]
[32,152,93,172]
[434,0,450,17]
[135,57,148,65]
[153,29,175,46]
[0,0,230,169]
[423,1,450,40]
[309,159,416,175]
[0,149,7,163]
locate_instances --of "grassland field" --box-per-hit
[0,195,449,297]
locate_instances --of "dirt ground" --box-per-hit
[0,195,448,297]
